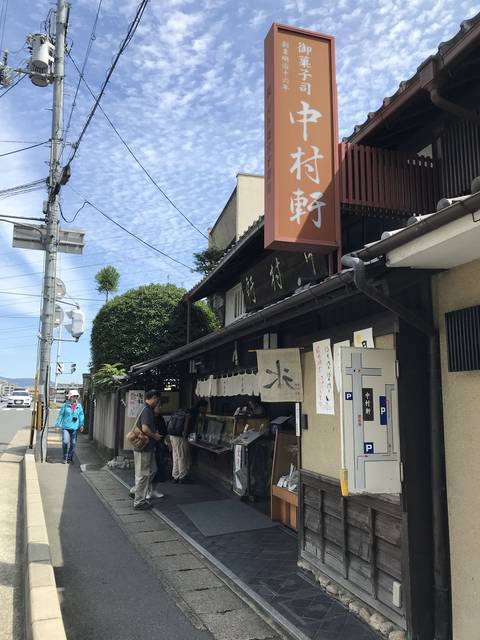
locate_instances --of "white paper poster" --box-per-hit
[127,390,144,418]
[256,348,303,403]
[313,339,334,415]
[333,340,350,393]
[354,327,374,349]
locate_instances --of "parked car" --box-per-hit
[7,390,32,408]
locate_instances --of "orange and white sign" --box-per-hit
[264,24,340,252]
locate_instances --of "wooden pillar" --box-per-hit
[186,295,192,344]
[396,318,434,639]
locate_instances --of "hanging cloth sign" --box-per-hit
[256,348,303,403]
[313,339,335,415]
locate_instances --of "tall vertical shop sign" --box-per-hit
[264,24,340,252]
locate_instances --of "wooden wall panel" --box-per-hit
[300,470,405,628]
[339,142,437,215]
[440,118,480,197]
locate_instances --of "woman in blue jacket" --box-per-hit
[55,389,85,464]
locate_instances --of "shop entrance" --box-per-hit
[188,396,299,532]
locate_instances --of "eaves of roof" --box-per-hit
[130,269,356,375]
[347,12,480,144]
[352,187,480,262]
[188,216,265,301]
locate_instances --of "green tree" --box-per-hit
[193,246,224,275]
[90,283,219,372]
[95,265,120,302]
[93,363,126,392]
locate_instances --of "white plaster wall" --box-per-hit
[236,174,264,239]
[434,257,480,640]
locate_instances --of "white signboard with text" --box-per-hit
[127,390,145,418]
[341,347,401,495]
[313,339,334,415]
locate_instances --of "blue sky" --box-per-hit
[0,0,479,379]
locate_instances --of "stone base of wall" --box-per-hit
[92,440,114,463]
[106,454,134,470]
[298,558,405,640]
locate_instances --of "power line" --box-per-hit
[68,53,208,240]
[0,140,46,144]
[0,251,182,283]
[67,192,194,272]
[66,0,149,167]
[0,343,38,351]
[62,0,103,155]
[59,200,87,223]
[0,140,49,158]
[0,290,101,302]
[0,178,46,200]
[66,184,195,271]
[0,73,25,98]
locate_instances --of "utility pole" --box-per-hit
[38,0,69,458]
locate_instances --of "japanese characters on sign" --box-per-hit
[313,339,334,415]
[264,24,340,252]
[127,389,145,418]
[241,249,328,312]
[256,348,303,403]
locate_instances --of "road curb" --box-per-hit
[24,453,67,640]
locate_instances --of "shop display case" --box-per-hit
[191,414,267,454]
[189,413,268,491]
[271,431,298,530]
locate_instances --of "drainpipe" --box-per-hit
[341,254,451,640]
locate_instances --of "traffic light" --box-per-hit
[56,362,63,375]
[70,363,76,374]
[65,308,85,339]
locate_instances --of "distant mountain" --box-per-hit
[0,377,35,387]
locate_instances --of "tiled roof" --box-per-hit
[130,268,357,375]
[347,12,480,142]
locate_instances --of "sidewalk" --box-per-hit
[39,430,282,640]
[79,437,378,640]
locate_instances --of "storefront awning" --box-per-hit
[130,270,357,376]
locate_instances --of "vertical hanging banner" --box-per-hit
[264,23,340,252]
[313,339,334,415]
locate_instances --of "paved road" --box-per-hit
[0,405,32,455]
[37,438,213,640]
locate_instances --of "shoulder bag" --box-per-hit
[126,409,150,451]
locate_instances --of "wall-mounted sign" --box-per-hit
[353,327,374,348]
[264,23,340,252]
[241,249,328,312]
[127,390,144,418]
[341,348,401,495]
[256,348,303,403]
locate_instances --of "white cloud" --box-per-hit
[1,0,478,376]
[250,9,268,28]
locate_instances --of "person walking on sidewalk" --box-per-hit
[133,390,163,510]
[55,389,84,464]
[170,398,208,484]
